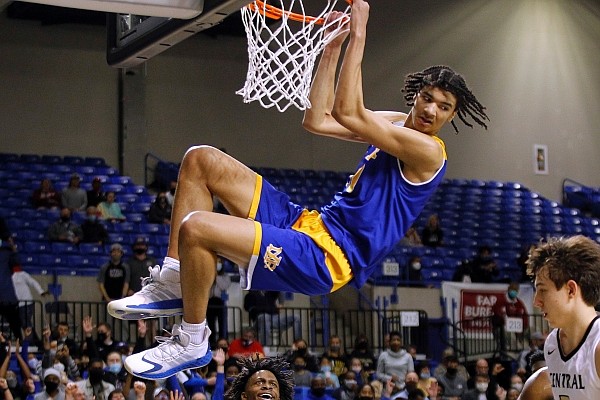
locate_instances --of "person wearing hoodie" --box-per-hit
[376,331,414,391]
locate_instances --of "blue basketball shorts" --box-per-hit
[238,175,353,295]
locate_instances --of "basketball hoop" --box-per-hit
[236,0,352,112]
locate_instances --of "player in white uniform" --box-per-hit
[526,235,600,400]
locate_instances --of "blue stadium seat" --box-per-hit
[51,242,79,255]
[38,254,66,267]
[84,157,107,166]
[20,154,42,163]
[79,243,104,255]
[126,213,145,223]
[130,203,151,213]
[0,153,19,162]
[63,156,84,165]
[110,176,133,186]
[41,155,63,164]
[23,241,51,254]
[104,184,124,194]
[75,165,97,176]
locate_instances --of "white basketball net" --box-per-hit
[236,0,351,112]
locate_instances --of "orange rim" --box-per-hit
[248,0,351,25]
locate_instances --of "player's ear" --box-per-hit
[566,280,578,297]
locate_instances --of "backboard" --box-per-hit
[106,0,252,67]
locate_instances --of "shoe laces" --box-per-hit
[153,325,189,359]
[139,265,162,291]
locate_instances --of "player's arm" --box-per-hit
[595,342,600,380]
[330,0,443,177]
[517,367,553,400]
[302,12,364,142]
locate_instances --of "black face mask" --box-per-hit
[44,380,59,394]
[311,388,326,397]
[296,348,307,356]
[293,364,305,371]
[97,333,107,342]
[133,248,146,255]
[358,397,374,400]
[88,368,104,384]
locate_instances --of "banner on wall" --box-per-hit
[441,282,535,337]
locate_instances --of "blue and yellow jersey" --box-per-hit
[320,139,447,288]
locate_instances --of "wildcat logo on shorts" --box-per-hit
[263,244,282,272]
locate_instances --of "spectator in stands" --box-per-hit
[421,214,443,248]
[32,178,61,209]
[528,349,546,374]
[376,331,414,391]
[206,257,231,346]
[322,335,349,378]
[318,356,340,390]
[11,258,49,329]
[148,192,172,225]
[81,206,108,244]
[398,225,422,247]
[97,244,130,302]
[227,327,264,359]
[283,338,319,373]
[347,358,368,390]
[356,383,377,400]
[516,244,535,283]
[47,208,83,244]
[0,217,15,252]
[35,367,65,400]
[291,354,312,387]
[308,375,335,400]
[432,348,469,382]
[61,174,87,212]
[81,317,118,363]
[103,351,127,390]
[165,181,177,207]
[243,290,301,346]
[97,192,126,223]
[48,339,81,382]
[393,371,419,400]
[75,358,115,400]
[433,355,467,399]
[0,247,23,341]
[87,177,106,208]
[348,334,376,374]
[206,337,230,375]
[52,322,79,360]
[462,373,493,400]
[126,237,157,296]
[469,246,499,283]
[332,370,358,400]
[405,256,427,287]
[491,282,529,356]
[516,332,545,380]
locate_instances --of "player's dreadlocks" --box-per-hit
[225,355,294,400]
[402,65,489,133]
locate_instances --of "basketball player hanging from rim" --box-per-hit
[108,0,490,379]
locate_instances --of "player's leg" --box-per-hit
[108,145,258,320]
[124,211,257,378]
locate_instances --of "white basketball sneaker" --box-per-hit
[107,265,183,320]
[124,324,212,379]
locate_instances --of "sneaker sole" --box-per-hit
[126,349,213,379]
[107,300,183,320]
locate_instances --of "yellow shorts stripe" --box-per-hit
[248,174,262,220]
[291,209,353,292]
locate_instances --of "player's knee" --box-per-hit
[179,211,213,245]
[181,145,220,172]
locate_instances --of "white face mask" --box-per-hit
[53,362,65,373]
[476,382,488,393]
[511,383,523,392]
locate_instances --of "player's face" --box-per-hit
[534,268,569,328]
[410,86,457,135]
[242,370,280,400]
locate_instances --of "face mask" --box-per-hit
[44,380,59,394]
[6,377,17,388]
[108,363,122,374]
[352,367,362,374]
[296,348,307,356]
[411,262,422,270]
[226,377,235,383]
[405,382,417,392]
[88,215,97,222]
[357,341,368,350]
[446,367,457,376]
[169,189,176,195]
[320,366,331,373]
[311,388,326,397]
[508,290,518,300]
[242,339,253,347]
[88,368,104,384]
[476,382,489,392]
[134,248,146,255]
[344,379,357,389]
[29,359,39,370]
[293,364,305,371]
[358,397,374,400]
[512,383,523,392]
[60,216,70,222]
[330,345,340,353]
[48,349,57,358]
[97,333,107,342]
[53,362,65,373]
[420,372,431,379]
